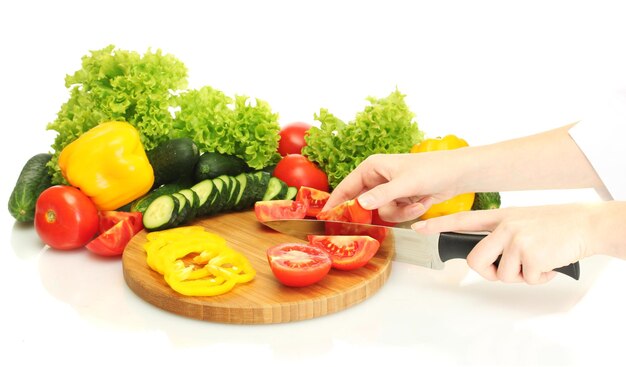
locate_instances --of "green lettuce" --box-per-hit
[302,89,424,189]
[172,86,281,170]
[47,45,188,184]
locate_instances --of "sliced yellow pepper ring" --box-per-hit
[143,226,255,297]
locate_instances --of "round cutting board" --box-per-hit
[122,210,394,324]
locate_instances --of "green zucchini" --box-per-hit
[147,137,200,188]
[193,152,250,181]
[143,195,180,231]
[8,153,53,222]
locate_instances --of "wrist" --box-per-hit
[587,201,626,259]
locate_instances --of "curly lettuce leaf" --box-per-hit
[172,87,280,170]
[302,89,424,189]
[46,45,188,184]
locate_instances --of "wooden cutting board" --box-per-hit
[122,210,394,324]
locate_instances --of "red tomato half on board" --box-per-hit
[254,200,307,222]
[308,235,380,270]
[266,243,332,287]
[316,198,372,224]
[295,186,330,217]
[34,185,99,250]
[98,211,144,235]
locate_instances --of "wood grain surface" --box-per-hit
[122,210,394,324]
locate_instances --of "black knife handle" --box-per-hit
[438,232,580,280]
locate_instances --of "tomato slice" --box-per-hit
[308,235,380,270]
[295,186,330,217]
[316,198,372,224]
[87,211,144,256]
[254,200,307,222]
[266,243,332,287]
[86,218,136,256]
[98,211,143,235]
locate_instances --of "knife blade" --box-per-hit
[261,219,580,280]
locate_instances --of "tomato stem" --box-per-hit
[45,210,56,224]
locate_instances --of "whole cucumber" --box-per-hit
[147,137,200,188]
[8,153,53,222]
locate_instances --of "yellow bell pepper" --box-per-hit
[58,121,154,211]
[410,135,475,220]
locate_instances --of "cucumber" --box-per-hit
[471,192,501,210]
[205,177,226,215]
[130,182,187,213]
[147,137,199,188]
[178,188,200,220]
[143,195,180,231]
[233,173,252,210]
[172,192,192,225]
[262,177,288,201]
[284,186,298,200]
[252,171,271,201]
[194,152,250,181]
[8,153,53,222]
[190,179,216,216]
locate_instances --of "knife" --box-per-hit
[262,219,580,280]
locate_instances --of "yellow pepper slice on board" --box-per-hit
[58,121,154,211]
[410,135,475,220]
[143,226,255,297]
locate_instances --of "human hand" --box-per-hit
[411,204,602,284]
[322,152,465,222]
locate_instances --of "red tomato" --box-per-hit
[254,200,308,222]
[323,221,389,244]
[371,209,397,227]
[278,122,311,156]
[86,211,144,257]
[98,211,143,235]
[273,154,329,192]
[34,185,99,250]
[317,198,372,224]
[308,235,380,270]
[266,243,332,287]
[295,186,330,217]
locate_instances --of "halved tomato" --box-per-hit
[86,211,144,257]
[266,243,332,287]
[98,211,143,235]
[254,200,307,222]
[308,235,380,270]
[295,186,330,217]
[316,198,372,224]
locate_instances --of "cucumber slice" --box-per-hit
[143,195,179,231]
[284,186,298,200]
[262,177,288,201]
[172,192,192,225]
[253,171,271,201]
[179,188,200,220]
[206,177,226,215]
[191,179,215,216]
[233,173,251,210]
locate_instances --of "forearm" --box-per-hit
[455,123,604,193]
[587,201,626,259]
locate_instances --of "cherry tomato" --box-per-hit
[295,186,330,217]
[86,211,144,257]
[266,243,332,287]
[308,235,380,270]
[254,200,308,222]
[278,122,311,156]
[317,198,372,224]
[34,185,99,250]
[273,154,329,192]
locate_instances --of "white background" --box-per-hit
[2,1,626,366]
